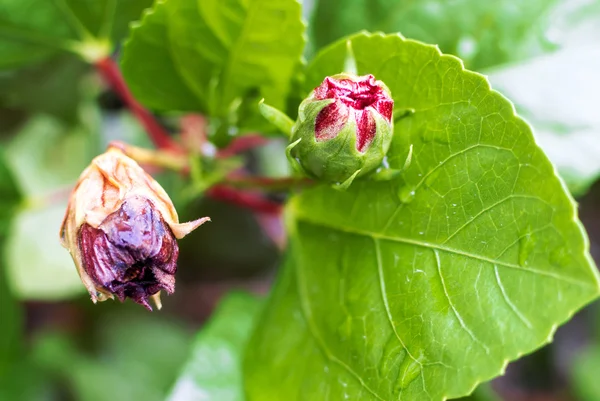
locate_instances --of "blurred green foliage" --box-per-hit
[310,0,558,69]
[0,151,23,376]
[31,311,192,401]
[168,293,263,401]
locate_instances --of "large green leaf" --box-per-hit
[0,0,153,68]
[310,0,557,69]
[168,292,262,401]
[244,33,600,400]
[486,45,600,196]
[121,0,305,119]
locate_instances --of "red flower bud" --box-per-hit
[313,74,393,152]
[289,73,394,184]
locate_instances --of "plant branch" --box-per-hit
[206,186,283,215]
[223,175,312,191]
[95,56,182,152]
[216,134,269,158]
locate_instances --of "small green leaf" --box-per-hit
[168,292,263,401]
[258,99,294,137]
[121,0,305,119]
[0,0,152,67]
[245,33,600,400]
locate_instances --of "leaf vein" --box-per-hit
[294,236,385,400]
[493,265,533,329]
[442,194,544,244]
[433,249,491,354]
[383,143,517,233]
[373,237,424,399]
[294,215,594,289]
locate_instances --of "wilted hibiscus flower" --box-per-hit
[60,143,209,310]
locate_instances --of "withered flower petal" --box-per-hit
[60,144,209,310]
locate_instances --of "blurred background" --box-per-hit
[1,0,600,400]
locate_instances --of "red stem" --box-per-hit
[216,134,269,158]
[206,186,282,215]
[225,174,312,190]
[95,57,182,152]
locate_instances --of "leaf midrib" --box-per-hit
[290,207,596,289]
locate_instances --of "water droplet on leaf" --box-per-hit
[395,356,422,392]
[398,186,416,203]
[420,130,434,143]
[424,169,441,188]
[550,247,570,269]
[337,316,353,341]
[379,338,406,377]
[518,232,536,267]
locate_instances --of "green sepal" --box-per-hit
[332,169,361,191]
[258,99,295,138]
[285,138,306,174]
[370,167,402,181]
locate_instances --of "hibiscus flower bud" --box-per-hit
[289,73,394,185]
[60,144,209,310]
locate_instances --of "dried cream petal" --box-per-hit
[151,292,163,310]
[169,217,211,239]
